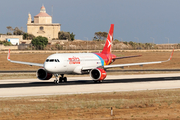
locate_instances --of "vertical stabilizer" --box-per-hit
[101,24,114,54]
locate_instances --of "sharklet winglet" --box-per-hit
[7,49,10,60]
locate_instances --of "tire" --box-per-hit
[59,77,63,83]
[64,77,67,82]
[93,80,98,83]
[99,80,103,83]
[54,80,58,84]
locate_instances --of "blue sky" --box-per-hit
[0,0,180,44]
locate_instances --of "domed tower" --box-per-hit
[27,5,61,40]
[34,5,52,24]
[40,5,46,13]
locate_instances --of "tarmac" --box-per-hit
[0,73,180,97]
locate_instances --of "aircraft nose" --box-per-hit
[44,62,58,73]
[44,63,52,72]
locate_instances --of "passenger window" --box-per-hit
[55,59,57,62]
[57,59,60,62]
[50,59,54,62]
[46,59,49,62]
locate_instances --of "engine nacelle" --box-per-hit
[90,68,107,80]
[36,68,52,80]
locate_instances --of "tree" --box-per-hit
[4,41,12,46]
[68,32,75,41]
[0,40,12,46]
[93,32,108,40]
[31,36,48,50]
[114,39,119,42]
[6,26,13,34]
[13,27,24,35]
[58,31,71,41]
[129,41,135,47]
[123,41,128,45]
[7,32,12,35]
[23,33,35,40]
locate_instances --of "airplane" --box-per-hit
[7,24,174,84]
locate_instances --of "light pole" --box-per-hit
[134,37,139,49]
[84,37,88,50]
[165,37,169,49]
[150,37,155,49]
[150,37,155,44]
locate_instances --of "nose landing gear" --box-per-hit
[54,74,67,84]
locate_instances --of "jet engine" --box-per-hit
[36,68,52,80]
[90,68,107,80]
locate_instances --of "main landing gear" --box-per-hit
[54,74,67,84]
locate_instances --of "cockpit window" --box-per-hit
[50,59,54,62]
[46,59,60,62]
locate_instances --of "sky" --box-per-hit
[0,0,180,44]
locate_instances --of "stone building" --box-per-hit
[27,5,60,40]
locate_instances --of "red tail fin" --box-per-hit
[101,24,114,54]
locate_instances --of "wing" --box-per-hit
[7,49,44,67]
[82,49,174,70]
[104,49,174,69]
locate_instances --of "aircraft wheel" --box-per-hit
[99,80,103,83]
[93,80,98,83]
[54,80,58,84]
[64,77,67,82]
[59,77,63,83]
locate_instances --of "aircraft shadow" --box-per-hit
[0,76,180,88]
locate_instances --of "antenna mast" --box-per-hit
[51,5,53,20]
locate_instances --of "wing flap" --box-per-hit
[104,61,162,69]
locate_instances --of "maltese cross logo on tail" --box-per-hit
[108,34,113,48]
[101,24,114,54]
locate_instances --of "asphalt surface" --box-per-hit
[0,69,180,73]
[0,73,180,97]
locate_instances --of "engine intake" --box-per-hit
[36,68,52,80]
[90,68,107,80]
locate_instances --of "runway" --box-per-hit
[0,73,180,97]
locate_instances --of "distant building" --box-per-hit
[27,5,61,40]
[0,35,23,41]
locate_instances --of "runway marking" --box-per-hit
[0,73,180,98]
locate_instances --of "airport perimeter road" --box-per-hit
[0,73,180,97]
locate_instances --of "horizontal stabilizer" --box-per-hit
[114,55,142,60]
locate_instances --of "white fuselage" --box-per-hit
[44,53,103,74]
